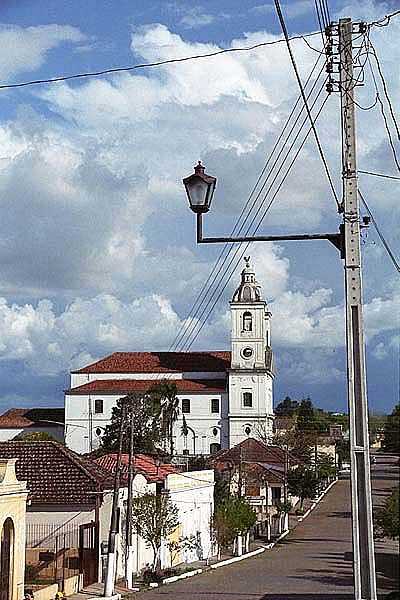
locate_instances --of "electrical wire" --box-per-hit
[0,32,322,92]
[358,190,400,273]
[180,78,328,350]
[368,40,400,140]
[184,91,330,351]
[274,0,340,210]
[370,10,400,28]
[170,57,326,352]
[358,170,400,181]
[367,54,400,173]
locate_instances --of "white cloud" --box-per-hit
[0,24,85,81]
[179,7,215,29]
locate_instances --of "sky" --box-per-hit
[0,0,398,415]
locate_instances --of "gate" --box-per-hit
[79,522,99,587]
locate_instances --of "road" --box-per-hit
[135,453,399,599]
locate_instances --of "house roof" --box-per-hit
[0,441,113,505]
[96,453,179,483]
[66,378,226,395]
[0,408,65,429]
[72,351,231,374]
[243,462,285,485]
[210,438,299,469]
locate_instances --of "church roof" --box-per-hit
[72,351,231,374]
[232,257,263,303]
[66,378,227,395]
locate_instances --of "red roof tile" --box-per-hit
[96,453,179,483]
[67,378,226,395]
[0,408,65,429]
[210,438,299,468]
[72,351,231,374]
[0,441,113,504]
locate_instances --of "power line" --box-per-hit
[369,41,400,140]
[358,170,400,181]
[185,92,330,351]
[359,189,400,273]
[180,78,328,350]
[274,0,340,210]
[370,9,400,28]
[170,57,326,351]
[0,32,322,92]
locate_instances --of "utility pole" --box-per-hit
[337,18,377,600]
[104,402,126,597]
[125,402,135,589]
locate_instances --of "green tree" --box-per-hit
[100,393,162,454]
[316,453,337,485]
[287,466,319,510]
[275,396,299,416]
[14,430,59,442]
[213,496,256,552]
[130,492,179,570]
[335,439,350,468]
[374,489,399,540]
[382,404,400,454]
[151,381,180,456]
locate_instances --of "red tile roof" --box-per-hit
[0,408,65,429]
[72,351,231,374]
[96,453,179,483]
[210,438,299,469]
[0,441,113,504]
[66,378,226,395]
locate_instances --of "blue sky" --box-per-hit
[0,0,398,415]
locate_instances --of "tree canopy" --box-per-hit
[374,488,399,540]
[382,404,400,454]
[213,496,256,549]
[100,392,163,454]
[287,466,319,510]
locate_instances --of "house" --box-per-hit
[96,453,215,575]
[210,438,300,535]
[64,258,275,455]
[0,408,65,443]
[0,440,113,589]
[0,459,28,600]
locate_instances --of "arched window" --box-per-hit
[0,517,14,599]
[242,311,252,332]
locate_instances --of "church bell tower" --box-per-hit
[228,257,274,446]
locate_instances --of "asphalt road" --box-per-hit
[135,453,399,600]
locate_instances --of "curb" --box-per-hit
[297,478,338,522]
[210,547,265,569]
[162,568,203,584]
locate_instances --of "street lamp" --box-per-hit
[183,161,217,213]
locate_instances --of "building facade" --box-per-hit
[64,259,275,455]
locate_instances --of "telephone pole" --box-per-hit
[337,18,377,599]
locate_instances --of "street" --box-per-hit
[135,454,399,599]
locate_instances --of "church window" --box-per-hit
[94,399,103,414]
[242,286,252,301]
[212,427,219,437]
[182,449,189,456]
[244,425,251,436]
[210,442,221,454]
[182,399,191,414]
[241,347,253,359]
[95,427,103,437]
[243,392,253,408]
[211,398,219,413]
[242,311,252,331]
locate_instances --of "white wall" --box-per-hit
[0,426,64,443]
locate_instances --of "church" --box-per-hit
[64,258,275,455]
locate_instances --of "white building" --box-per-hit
[65,258,275,455]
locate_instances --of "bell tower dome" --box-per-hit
[228,257,274,446]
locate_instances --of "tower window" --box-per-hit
[242,311,252,331]
[243,392,253,408]
[94,399,103,414]
[182,398,191,414]
[211,398,219,413]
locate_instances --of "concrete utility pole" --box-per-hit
[125,402,135,589]
[338,18,377,600]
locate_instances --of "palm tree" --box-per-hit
[151,381,179,456]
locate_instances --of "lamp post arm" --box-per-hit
[196,212,343,253]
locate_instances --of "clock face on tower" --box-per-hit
[241,347,253,359]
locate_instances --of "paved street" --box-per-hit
[134,453,399,599]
